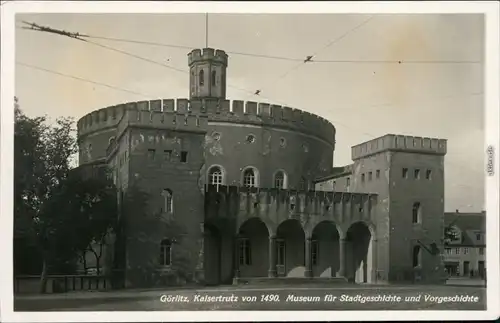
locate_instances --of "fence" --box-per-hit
[14,275,112,294]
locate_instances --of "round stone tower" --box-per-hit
[188,48,228,100]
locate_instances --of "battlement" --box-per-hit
[188,48,228,66]
[351,134,447,160]
[204,184,378,219]
[78,98,336,145]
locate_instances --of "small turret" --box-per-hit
[188,48,228,100]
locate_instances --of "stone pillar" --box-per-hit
[233,235,240,280]
[338,238,346,278]
[268,235,277,277]
[305,237,313,278]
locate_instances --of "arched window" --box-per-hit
[211,70,216,85]
[412,202,421,224]
[274,171,287,189]
[243,168,256,188]
[162,189,173,213]
[160,239,172,266]
[208,166,223,189]
[199,69,205,86]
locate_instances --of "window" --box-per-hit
[479,247,484,255]
[455,248,460,255]
[246,134,256,143]
[402,168,408,178]
[160,239,172,266]
[361,173,365,182]
[243,168,256,187]
[211,70,216,85]
[162,189,173,213]
[108,136,116,146]
[368,171,373,181]
[311,240,319,265]
[276,239,285,266]
[426,169,432,180]
[239,238,251,265]
[376,170,380,179]
[274,171,285,189]
[346,177,350,190]
[476,233,481,241]
[445,248,452,255]
[148,149,156,161]
[199,69,205,86]
[164,150,172,161]
[414,169,421,179]
[180,151,188,163]
[299,177,307,191]
[463,247,469,255]
[332,181,336,190]
[208,166,223,189]
[412,202,421,224]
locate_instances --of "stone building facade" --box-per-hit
[76,47,448,287]
[443,211,486,278]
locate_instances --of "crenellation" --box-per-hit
[292,109,302,124]
[137,100,149,111]
[150,100,162,112]
[245,101,258,115]
[177,99,189,113]
[270,105,282,118]
[220,100,230,114]
[257,103,270,117]
[190,99,203,114]
[351,134,448,160]
[232,100,244,116]
[283,107,293,120]
[163,99,175,112]
[77,98,336,148]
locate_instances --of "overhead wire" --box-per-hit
[16,62,154,98]
[17,21,485,179]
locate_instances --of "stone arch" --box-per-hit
[345,221,375,283]
[276,219,306,277]
[311,220,342,278]
[237,217,270,278]
[240,166,260,188]
[272,169,289,189]
[207,164,227,187]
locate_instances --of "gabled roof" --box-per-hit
[444,212,486,247]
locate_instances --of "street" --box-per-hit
[14,284,486,311]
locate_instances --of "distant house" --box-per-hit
[443,211,486,278]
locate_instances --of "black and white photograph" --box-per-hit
[1,1,499,322]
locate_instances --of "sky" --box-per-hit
[15,13,485,212]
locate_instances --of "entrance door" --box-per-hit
[478,261,485,279]
[276,239,286,277]
[463,261,470,277]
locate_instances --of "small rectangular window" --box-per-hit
[368,171,373,181]
[164,150,172,161]
[180,151,188,163]
[147,149,156,161]
[426,169,432,180]
[476,233,481,241]
[402,168,408,178]
[376,170,380,179]
[479,247,484,255]
[346,177,350,187]
[361,173,365,182]
[414,169,421,179]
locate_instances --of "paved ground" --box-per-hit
[14,284,486,311]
